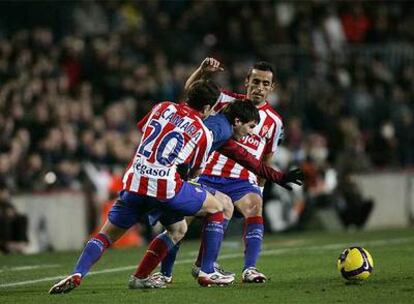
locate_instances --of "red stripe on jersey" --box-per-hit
[137,176,149,194]
[184,150,194,164]
[262,103,282,120]
[220,159,236,177]
[190,132,208,171]
[239,168,249,179]
[203,152,220,175]
[157,179,167,199]
[123,159,134,176]
[175,173,182,193]
[125,172,133,189]
[137,112,151,131]
[141,124,153,140]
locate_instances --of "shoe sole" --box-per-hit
[128,277,167,289]
[242,276,266,283]
[129,285,167,289]
[49,278,79,294]
[198,278,234,287]
[193,270,236,279]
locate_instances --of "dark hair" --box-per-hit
[186,79,220,111]
[222,99,260,125]
[247,61,275,82]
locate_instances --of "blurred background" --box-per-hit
[0,0,413,254]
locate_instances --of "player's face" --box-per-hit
[233,119,257,140]
[245,69,275,105]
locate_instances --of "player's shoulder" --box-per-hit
[220,89,246,100]
[260,102,283,124]
[204,113,227,125]
[213,90,246,113]
[204,113,232,137]
[153,100,175,112]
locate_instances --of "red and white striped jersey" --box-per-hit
[202,90,283,184]
[122,102,213,200]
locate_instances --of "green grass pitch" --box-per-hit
[1,228,414,304]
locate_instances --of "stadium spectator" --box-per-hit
[335,172,374,229]
[0,180,28,254]
[340,3,371,43]
[0,0,413,241]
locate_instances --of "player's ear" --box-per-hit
[270,81,276,92]
[244,76,249,88]
[233,117,241,127]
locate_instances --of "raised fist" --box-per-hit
[200,57,224,73]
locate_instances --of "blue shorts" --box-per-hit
[196,175,262,203]
[108,181,210,229]
[108,190,161,229]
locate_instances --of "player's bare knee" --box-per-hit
[173,224,187,241]
[242,201,263,217]
[208,199,224,214]
[99,220,126,243]
[166,221,187,243]
[236,197,263,218]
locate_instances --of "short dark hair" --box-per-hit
[222,99,260,125]
[247,61,275,82]
[186,79,220,111]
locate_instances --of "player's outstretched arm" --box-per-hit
[184,57,224,92]
[218,140,304,191]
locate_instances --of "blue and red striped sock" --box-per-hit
[223,218,230,231]
[160,241,181,277]
[135,232,174,279]
[195,217,229,267]
[243,216,264,270]
[200,212,224,274]
[73,233,112,277]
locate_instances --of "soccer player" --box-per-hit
[160,58,289,283]
[134,98,302,286]
[49,79,235,293]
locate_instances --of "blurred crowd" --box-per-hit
[0,1,413,235]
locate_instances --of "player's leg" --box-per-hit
[129,220,187,289]
[159,191,234,282]
[49,219,127,294]
[150,181,233,286]
[193,191,234,276]
[49,195,142,294]
[192,191,234,286]
[191,176,235,273]
[156,216,195,282]
[234,192,267,283]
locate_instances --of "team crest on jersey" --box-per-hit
[261,125,269,137]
